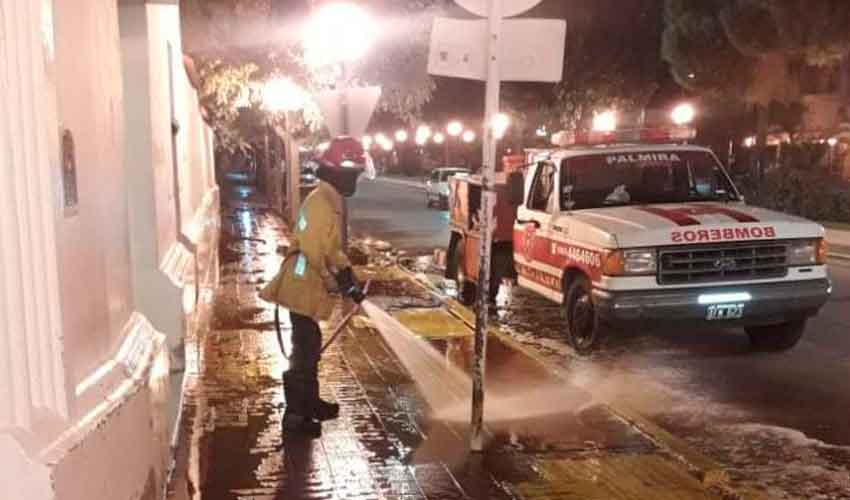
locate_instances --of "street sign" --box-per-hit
[428,18,566,82]
[455,0,542,18]
[315,86,382,138]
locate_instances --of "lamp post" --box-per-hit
[263,77,308,224]
[446,121,463,165]
[303,2,376,247]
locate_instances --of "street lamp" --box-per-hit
[302,2,376,248]
[362,135,373,149]
[395,130,408,143]
[671,103,696,126]
[447,121,464,137]
[381,140,394,152]
[491,113,510,140]
[263,77,307,113]
[302,3,376,68]
[262,77,309,222]
[463,130,476,143]
[593,110,618,132]
[416,125,432,142]
[433,132,445,144]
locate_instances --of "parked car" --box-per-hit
[426,167,470,209]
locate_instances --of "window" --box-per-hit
[431,171,441,182]
[529,162,557,212]
[560,151,737,210]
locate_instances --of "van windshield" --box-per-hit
[561,150,738,210]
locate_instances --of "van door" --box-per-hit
[514,161,561,301]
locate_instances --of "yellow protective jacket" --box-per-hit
[259,181,352,320]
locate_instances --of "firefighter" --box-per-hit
[260,137,366,437]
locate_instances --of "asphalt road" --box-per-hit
[349,177,850,494]
[349,177,451,253]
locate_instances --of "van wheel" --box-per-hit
[490,249,514,304]
[563,275,605,355]
[457,265,477,306]
[447,238,476,306]
[746,320,806,352]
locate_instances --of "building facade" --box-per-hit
[0,1,218,499]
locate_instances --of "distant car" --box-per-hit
[426,167,470,209]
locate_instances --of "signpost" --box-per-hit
[428,0,563,452]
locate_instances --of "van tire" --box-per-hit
[490,249,514,303]
[746,320,806,352]
[563,275,605,355]
[447,236,476,305]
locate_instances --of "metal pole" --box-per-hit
[340,62,350,248]
[470,0,501,453]
[286,111,301,225]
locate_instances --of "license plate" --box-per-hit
[706,303,745,321]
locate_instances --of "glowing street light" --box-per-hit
[381,140,394,151]
[462,130,476,143]
[671,103,696,126]
[592,110,618,133]
[362,135,373,149]
[395,130,408,143]
[302,3,376,67]
[828,137,839,147]
[447,121,464,137]
[433,132,445,144]
[491,113,511,139]
[416,125,432,142]
[262,77,307,113]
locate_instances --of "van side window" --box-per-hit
[529,162,557,212]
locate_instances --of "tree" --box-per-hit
[550,0,666,132]
[181,0,447,152]
[663,0,850,176]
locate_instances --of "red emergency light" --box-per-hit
[552,126,696,148]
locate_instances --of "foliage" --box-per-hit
[735,144,850,222]
[181,0,446,151]
[663,0,850,106]
[551,0,666,131]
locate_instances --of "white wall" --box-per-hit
[1,0,218,498]
[52,0,134,393]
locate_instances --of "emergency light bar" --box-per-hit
[552,126,696,148]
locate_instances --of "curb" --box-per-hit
[389,263,747,498]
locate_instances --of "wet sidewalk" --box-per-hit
[167,178,726,500]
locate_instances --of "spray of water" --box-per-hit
[359,300,592,425]
[361,300,472,414]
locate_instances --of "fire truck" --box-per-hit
[446,125,832,354]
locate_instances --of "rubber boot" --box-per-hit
[308,379,340,421]
[282,372,321,438]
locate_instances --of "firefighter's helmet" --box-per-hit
[316,136,365,197]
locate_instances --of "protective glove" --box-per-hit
[336,267,366,304]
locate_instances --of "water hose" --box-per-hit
[275,280,371,358]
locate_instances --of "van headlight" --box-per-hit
[603,248,657,276]
[788,239,827,266]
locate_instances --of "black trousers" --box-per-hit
[284,312,322,416]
